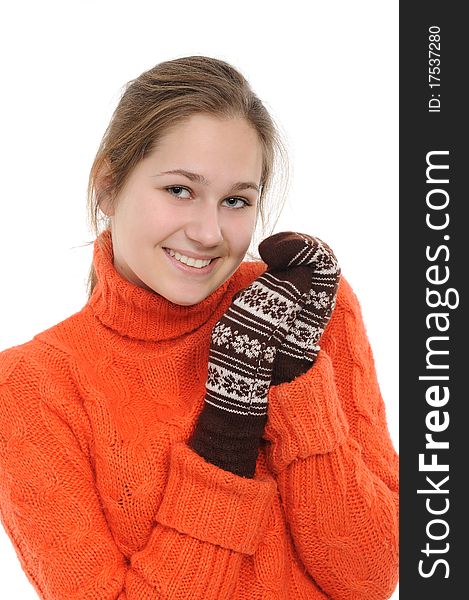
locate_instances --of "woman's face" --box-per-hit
[102,113,263,306]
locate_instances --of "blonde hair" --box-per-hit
[85,55,290,300]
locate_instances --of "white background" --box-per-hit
[0,1,398,597]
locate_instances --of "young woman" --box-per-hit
[0,56,398,599]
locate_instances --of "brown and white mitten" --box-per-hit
[188,233,315,478]
[260,232,341,387]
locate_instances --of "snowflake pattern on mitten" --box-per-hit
[261,233,341,386]
[205,271,312,416]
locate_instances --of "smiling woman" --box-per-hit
[96,113,263,305]
[0,55,399,600]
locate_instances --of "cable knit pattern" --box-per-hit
[0,229,398,599]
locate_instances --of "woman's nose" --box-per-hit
[184,204,224,247]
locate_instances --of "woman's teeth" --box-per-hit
[166,248,213,269]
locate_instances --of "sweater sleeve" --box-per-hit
[263,275,399,600]
[0,346,276,600]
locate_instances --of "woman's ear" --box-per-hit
[96,159,115,216]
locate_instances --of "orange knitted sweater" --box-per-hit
[0,230,399,600]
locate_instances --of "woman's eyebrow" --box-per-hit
[154,169,260,193]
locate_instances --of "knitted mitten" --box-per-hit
[188,233,317,478]
[261,232,341,387]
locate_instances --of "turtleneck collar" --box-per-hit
[87,229,234,342]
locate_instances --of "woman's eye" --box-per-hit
[223,197,249,209]
[166,186,191,199]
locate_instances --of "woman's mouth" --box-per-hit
[163,248,220,275]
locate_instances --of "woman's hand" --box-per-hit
[258,232,341,386]
[188,232,323,477]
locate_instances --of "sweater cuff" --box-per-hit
[155,442,277,555]
[264,349,349,474]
